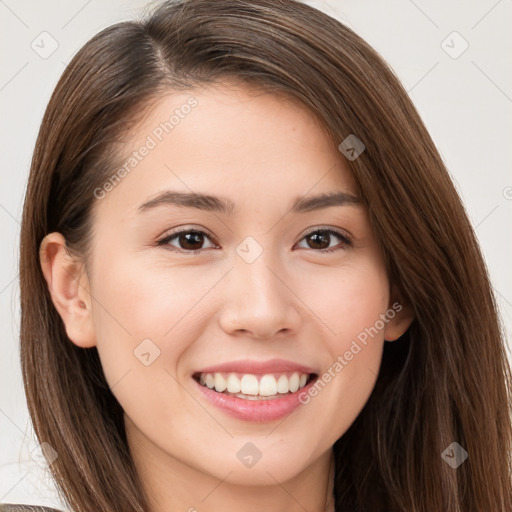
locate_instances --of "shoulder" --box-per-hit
[0,506,63,512]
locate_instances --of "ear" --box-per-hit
[39,232,96,348]
[383,286,415,342]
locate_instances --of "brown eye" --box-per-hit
[158,227,351,254]
[176,231,205,250]
[158,230,217,252]
[296,229,352,253]
[306,231,331,250]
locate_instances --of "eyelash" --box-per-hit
[156,226,353,254]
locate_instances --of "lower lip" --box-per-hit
[193,376,318,422]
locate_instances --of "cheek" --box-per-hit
[302,255,389,344]
[86,256,229,475]
[87,258,219,446]
[296,256,389,437]
[88,254,223,388]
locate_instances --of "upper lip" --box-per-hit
[193,358,318,376]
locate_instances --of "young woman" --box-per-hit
[10,0,512,511]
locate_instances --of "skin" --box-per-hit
[40,80,414,512]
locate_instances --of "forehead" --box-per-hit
[94,80,358,216]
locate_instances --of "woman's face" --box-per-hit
[50,81,409,491]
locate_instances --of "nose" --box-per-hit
[218,253,302,340]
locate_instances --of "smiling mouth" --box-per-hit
[192,371,318,400]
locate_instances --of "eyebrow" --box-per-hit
[137,190,361,215]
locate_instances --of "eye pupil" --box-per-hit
[180,231,204,250]
[307,231,330,249]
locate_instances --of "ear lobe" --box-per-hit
[383,297,415,342]
[39,232,96,348]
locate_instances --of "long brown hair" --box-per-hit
[19,0,512,510]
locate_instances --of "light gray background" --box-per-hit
[1,0,511,507]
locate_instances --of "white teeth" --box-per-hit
[289,372,300,392]
[276,374,289,393]
[241,375,259,395]
[259,375,278,396]
[197,371,311,397]
[205,373,215,389]
[226,373,241,393]
[214,373,227,392]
